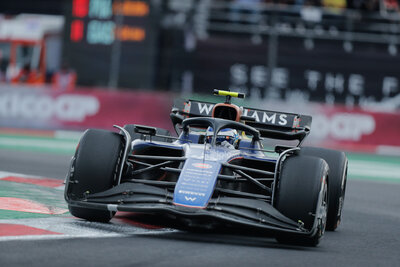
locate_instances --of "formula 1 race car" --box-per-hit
[64,90,348,246]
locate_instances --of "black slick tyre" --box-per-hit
[274,155,329,246]
[300,147,348,231]
[66,129,123,223]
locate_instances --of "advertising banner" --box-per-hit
[307,105,400,153]
[0,85,173,132]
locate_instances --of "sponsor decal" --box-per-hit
[242,109,290,126]
[178,190,206,197]
[193,101,291,126]
[192,162,212,169]
[184,196,197,202]
[197,103,214,115]
[173,158,221,208]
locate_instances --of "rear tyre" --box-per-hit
[300,147,348,231]
[66,129,123,222]
[274,155,329,246]
[123,124,172,142]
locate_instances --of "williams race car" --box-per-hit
[64,90,348,246]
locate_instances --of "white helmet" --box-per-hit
[206,127,239,148]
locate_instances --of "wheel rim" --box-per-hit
[316,176,329,237]
[335,163,348,228]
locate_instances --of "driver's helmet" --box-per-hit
[206,127,239,148]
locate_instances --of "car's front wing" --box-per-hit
[66,182,313,236]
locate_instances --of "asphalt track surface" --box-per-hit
[1,149,400,266]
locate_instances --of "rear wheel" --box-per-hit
[66,129,123,222]
[300,147,348,231]
[123,124,172,142]
[274,155,329,246]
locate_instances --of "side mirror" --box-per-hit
[170,113,185,135]
[134,125,156,136]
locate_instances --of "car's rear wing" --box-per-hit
[171,99,312,143]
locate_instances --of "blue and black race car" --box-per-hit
[64,90,348,246]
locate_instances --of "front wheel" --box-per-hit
[274,155,329,246]
[300,147,348,231]
[66,129,123,222]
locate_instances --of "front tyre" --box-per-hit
[66,129,123,222]
[274,155,329,246]
[300,147,348,231]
